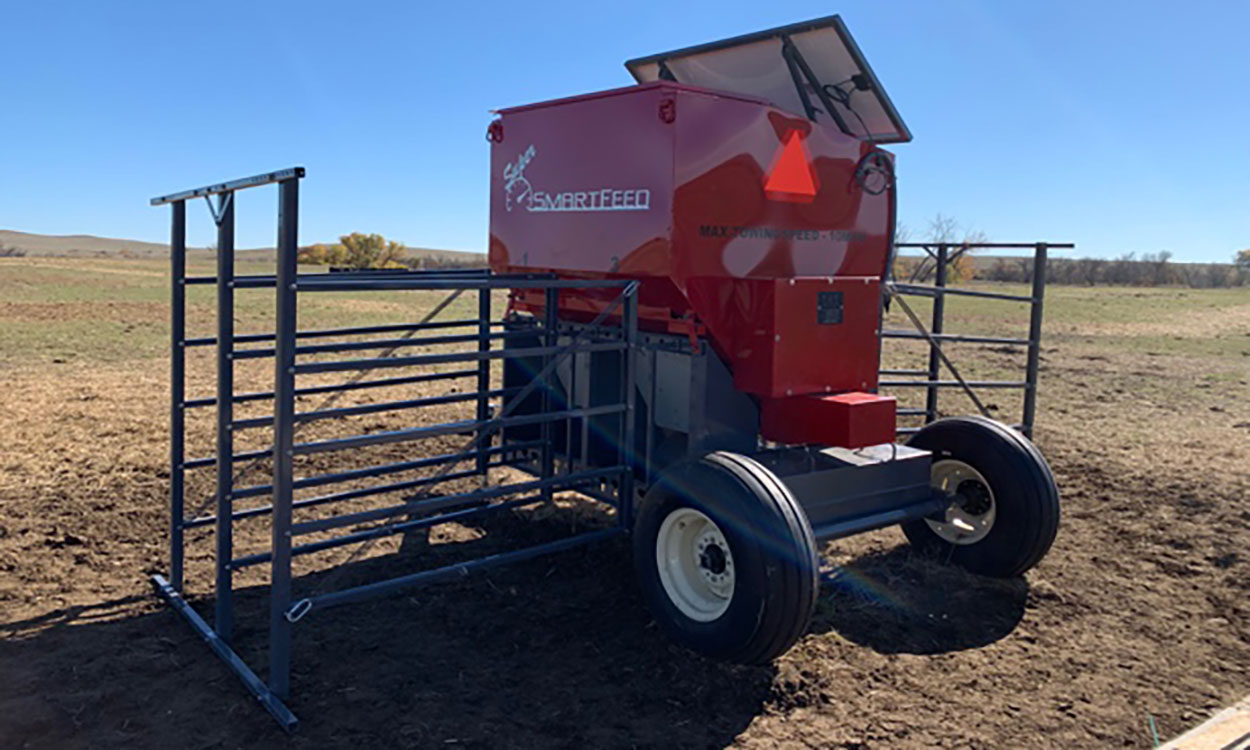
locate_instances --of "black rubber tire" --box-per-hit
[901,416,1060,577]
[633,451,818,664]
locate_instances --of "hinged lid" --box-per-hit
[625,15,911,144]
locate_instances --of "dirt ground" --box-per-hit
[1,264,1248,749]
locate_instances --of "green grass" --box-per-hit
[0,257,483,365]
[3,257,1248,367]
[885,281,1250,360]
[889,282,1249,326]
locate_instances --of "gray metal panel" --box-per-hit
[759,444,935,537]
[555,337,592,408]
[688,342,758,457]
[653,350,692,432]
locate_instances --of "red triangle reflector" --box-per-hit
[764,131,819,203]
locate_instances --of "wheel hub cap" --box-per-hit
[656,508,735,621]
[926,459,996,545]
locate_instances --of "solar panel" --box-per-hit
[625,15,911,144]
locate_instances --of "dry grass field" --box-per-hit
[0,229,483,267]
[1,255,1247,749]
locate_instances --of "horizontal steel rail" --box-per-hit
[184,319,494,347]
[221,440,544,505]
[505,460,623,505]
[229,386,522,431]
[151,167,305,205]
[274,467,484,515]
[890,283,1034,303]
[880,379,1028,389]
[293,403,628,456]
[295,277,635,292]
[230,473,623,571]
[881,330,1031,346]
[183,269,489,288]
[183,369,476,409]
[879,368,929,376]
[230,329,533,361]
[896,423,1025,435]
[228,494,547,570]
[896,242,1075,250]
[294,340,626,374]
[292,466,627,537]
[292,386,519,424]
[183,447,269,470]
[205,468,485,532]
[302,528,622,613]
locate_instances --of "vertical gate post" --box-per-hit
[214,192,236,642]
[1022,243,1048,438]
[924,243,948,424]
[540,288,558,501]
[619,284,638,529]
[268,178,299,700]
[169,200,186,592]
[476,287,491,475]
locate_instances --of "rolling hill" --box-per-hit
[0,228,483,264]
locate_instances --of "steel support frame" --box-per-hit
[515,322,754,505]
[213,191,236,643]
[169,201,186,591]
[924,244,947,424]
[268,177,299,702]
[1020,244,1048,439]
[885,242,1068,438]
[150,168,640,732]
[153,169,305,730]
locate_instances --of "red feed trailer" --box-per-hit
[490,15,1059,661]
[148,14,1060,730]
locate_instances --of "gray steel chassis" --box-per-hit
[500,320,945,542]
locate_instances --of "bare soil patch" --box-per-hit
[1079,301,1250,338]
[1,285,1248,748]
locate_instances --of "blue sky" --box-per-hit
[2,0,1247,262]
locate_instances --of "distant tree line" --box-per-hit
[403,253,488,271]
[895,214,1250,288]
[982,251,1250,288]
[0,243,26,257]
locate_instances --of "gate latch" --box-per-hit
[284,598,313,623]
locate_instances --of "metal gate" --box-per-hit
[882,241,1073,438]
[150,168,638,729]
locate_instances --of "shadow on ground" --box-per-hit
[0,508,1027,749]
[818,546,1029,655]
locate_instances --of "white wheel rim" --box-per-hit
[655,507,735,622]
[926,459,996,545]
